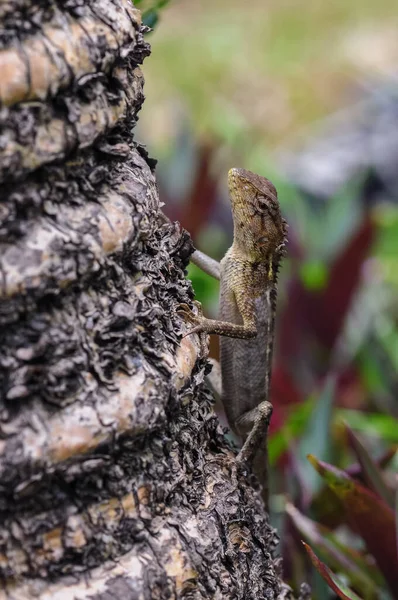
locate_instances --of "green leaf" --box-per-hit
[299,259,329,291]
[268,397,315,465]
[337,410,398,443]
[319,178,363,260]
[137,0,172,29]
[297,377,335,495]
[187,262,219,308]
[142,9,159,28]
[374,313,398,373]
[358,347,387,395]
[289,179,363,262]
[374,204,398,259]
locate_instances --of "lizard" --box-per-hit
[180,167,287,509]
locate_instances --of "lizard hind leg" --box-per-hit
[235,401,273,466]
[235,401,273,511]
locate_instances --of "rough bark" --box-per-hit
[0,1,301,598]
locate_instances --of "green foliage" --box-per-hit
[338,410,398,443]
[268,398,315,465]
[297,378,336,495]
[374,205,398,286]
[142,0,398,160]
[187,262,219,309]
[299,259,329,291]
[345,426,395,507]
[287,502,383,598]
[291,179,364,262]
[134,0,172,29]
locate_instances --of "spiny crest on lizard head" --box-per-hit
[228,167,287,259]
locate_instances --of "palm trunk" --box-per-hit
[0,1,298,598]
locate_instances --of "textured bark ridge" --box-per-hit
[0,1,299,598]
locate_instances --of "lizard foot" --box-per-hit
[177,301,209,356]
[177,301,207,337]
[236,401,273,466]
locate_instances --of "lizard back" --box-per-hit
[219,252,277,438]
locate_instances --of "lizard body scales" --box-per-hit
[185,168,287,508]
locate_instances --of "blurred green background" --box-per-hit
[136,1,398,597]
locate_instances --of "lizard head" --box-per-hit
[228,168,287,260]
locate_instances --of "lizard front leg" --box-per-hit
[181,284,258,339]
[189,251,256,337]
[190,250,221,280]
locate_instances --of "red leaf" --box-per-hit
[303,542,363,600]
[313,216,375,348]
[287,502,382,595]
[269,364,303,433]
[180,144,219,239]
[346,446,397,479]
[345,424,395,508]
[278,216,375,366]
[307,454,398,595]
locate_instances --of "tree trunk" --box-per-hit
[0,1,301,598]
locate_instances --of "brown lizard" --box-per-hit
[182,168,287,509]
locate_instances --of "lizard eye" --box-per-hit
[254,195,269,213]
[257,235,269,246]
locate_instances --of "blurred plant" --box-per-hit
[134,0,172,29]
[286,430,397,599]
[158,134,398,596]
[139,1,398,594]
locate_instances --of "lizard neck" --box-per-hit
[230,238,263,264]
[229,239,281,274]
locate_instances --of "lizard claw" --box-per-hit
[176,302,194,318]
[177,301,209,356]
[177,301,205,337]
